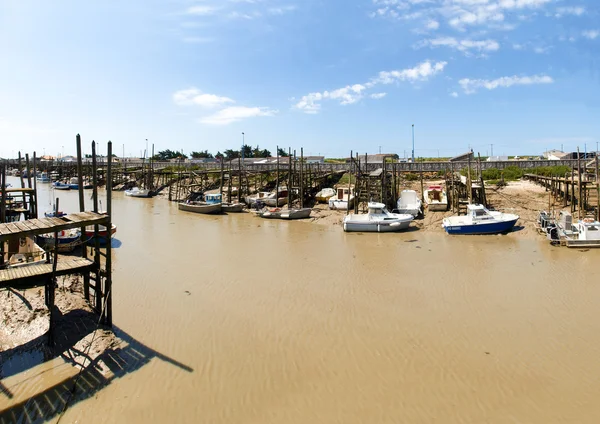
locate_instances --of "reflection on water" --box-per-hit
[4,177,600,422]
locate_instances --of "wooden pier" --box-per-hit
[0,136,114,348]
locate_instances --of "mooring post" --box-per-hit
[287,147,292,206]
[219,159,224,198]
[420,158,425,207]
[49,197,60,347]
[76,134,90,300]
[300,148,304,208]
[578,147,582,219]
[348,150,353,216]
[596,155,599,221]
[32,152,38,218]
[105,141,113,326]
[276,145,280,207]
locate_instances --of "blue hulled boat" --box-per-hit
[442,204,519,235]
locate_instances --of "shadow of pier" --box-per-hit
[0,316,192,423]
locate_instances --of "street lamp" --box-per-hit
[411,124,415,163]
[241,132,245,161]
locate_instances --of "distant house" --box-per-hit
[305,156,325,164]
[449,151,474,162]
[188,158,217,164]
[544,150,567,160]
[486,156,509,162]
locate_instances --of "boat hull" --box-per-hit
[263,197,288,207]
[443,218,518,235]
[329,198,355,210]
[426,202,448,212]
[397,207,420,217]
[178,202,222,214]
[260,208,312,220]
[222,203,244,213]
[343,219,412,232]
[35,232,81,253]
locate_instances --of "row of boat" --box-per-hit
[321,185,447,216]
[342,202,519,234]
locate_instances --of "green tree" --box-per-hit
[224,149,240,159]
[153,149,187,161]
[277,147,289,157]
[191,150,213,159]
[215,151,224,160]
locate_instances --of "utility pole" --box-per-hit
[490,144,494,158]
[379,145,381,154]
[411,124,415,163]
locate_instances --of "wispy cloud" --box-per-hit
[370,0,554,32]
[200,106,278,125]
[295,60,447,114]
[582,30,599,40]
[186,5,217,16]
[173,88,277,125]
[554,6,585,18]
[459,74,554,94]
[417,37,500,55]
[370,92,387,99]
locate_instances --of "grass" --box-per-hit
[461,165,573,182]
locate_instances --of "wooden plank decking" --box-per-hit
[0,257,97,287]
[0,212,109,241]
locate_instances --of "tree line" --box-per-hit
[151,146,289,161]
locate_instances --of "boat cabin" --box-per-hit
[368,202,387,215]
[335,188,353,199]
[426,185,443,201]
[467,204,495,221]
[205,193,223,204]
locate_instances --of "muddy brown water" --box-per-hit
[3,177,600,423]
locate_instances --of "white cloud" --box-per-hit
[418,37,500,54]
[459,74,554,94]
[426,20,440,30]
[450,92,459,97]
[554,6,585,18]
[268,5,297,15]
[173,88,235,108]
[200,106,278,125]
[186,5,217,16]
[295,60,447,113]
[370,0,554,32]
[582,30,599,40]
[370,92,387,99]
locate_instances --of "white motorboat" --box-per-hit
[246,189,288,207]
[329,187,355,210]
[343,202,413,232]
[125,187,151,198]
[423,185,448,212]
[442,204,519,235]
[397,190,422,217]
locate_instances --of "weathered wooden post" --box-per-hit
[300,148,304,208]
[76,135,90,300]
[578,147,582,219]
[596,155,599,221]
[287,147,292,206]
[219,159,224,197]
[237,156,242,203]
[348,150,353,216]
[276,145,280,207]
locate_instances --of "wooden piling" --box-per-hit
[578,147,582,219]
[105,141,113,326]
[237,157,242,203]
[276,145,280,207]
[596,155,599,221]
[76,134,90,300]
[571,166,575,213]
[300,148,304,208]
[287,148,292,207]
[32,152,38,219]
[219,159,224,197]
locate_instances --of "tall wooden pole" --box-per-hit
[347,150,353,216]
[596,155,599,221]
[75,134,90,299]
[276,145,280,207]
[287,147,292,207]
[32,152,38,218]
[219,158,224,198]
[578,147,582,219]
[467,154,472,204]
[300,148,304,208]
[105,141,113,327]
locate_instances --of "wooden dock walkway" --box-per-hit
[0,212,108,240]
[0,257,96,287]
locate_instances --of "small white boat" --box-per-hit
[343,202,413,232]
[397,190,422,217]
[245,191,271,205]
[442,204,519,235]
[125,187,151,198]
[222,203,244,213]
[329,188,355,210]
[36,172,51,183]
[423,185,448,212]
[259,208,312,220]
[178,201,222,214]
[4,237,47,267]
[315,188,336,203]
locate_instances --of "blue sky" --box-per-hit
[0,0,599,159]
